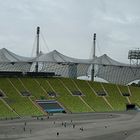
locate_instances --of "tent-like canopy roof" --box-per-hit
[93,54,128,66]
[0,47,140,85]
[0,48,33,62]
[31,50,93,64]
[0,48,130,66]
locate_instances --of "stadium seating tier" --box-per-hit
[0,77,139,118]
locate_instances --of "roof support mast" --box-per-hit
[35,26,40,72]
[91,33,96,81]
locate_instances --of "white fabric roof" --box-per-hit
[0,48,130,66]
[0,48,33,62]
[0,47,140,85]
[94,54,128,66]
[31,50,93,64]
[31,50,130,66]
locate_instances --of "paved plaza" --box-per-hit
[0,111,140,140]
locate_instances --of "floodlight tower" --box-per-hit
[91,33,96,81]
[128,49,140,66]
[35,26,40,72]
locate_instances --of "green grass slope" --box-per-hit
[0,78,44,117]
[0,77,139,118]
[102,83,128,111]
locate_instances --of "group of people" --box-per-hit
[55,119,84,136]
[23,121,32,134]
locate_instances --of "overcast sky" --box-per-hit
[0,0,140,63]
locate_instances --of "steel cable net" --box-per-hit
[0,63,31,72]
[31,62,90,78]
[96,64,140,85]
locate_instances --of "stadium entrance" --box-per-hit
[126,104,140,111]
[36,100,66,113]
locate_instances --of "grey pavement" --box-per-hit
[0,111,139,140]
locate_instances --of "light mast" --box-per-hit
[91,33,96,81]
[35,26,40,72]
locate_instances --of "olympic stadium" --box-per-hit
[1,27,140,140]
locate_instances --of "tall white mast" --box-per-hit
[91,33,96,81]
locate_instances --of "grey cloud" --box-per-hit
[0,0,140,63]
